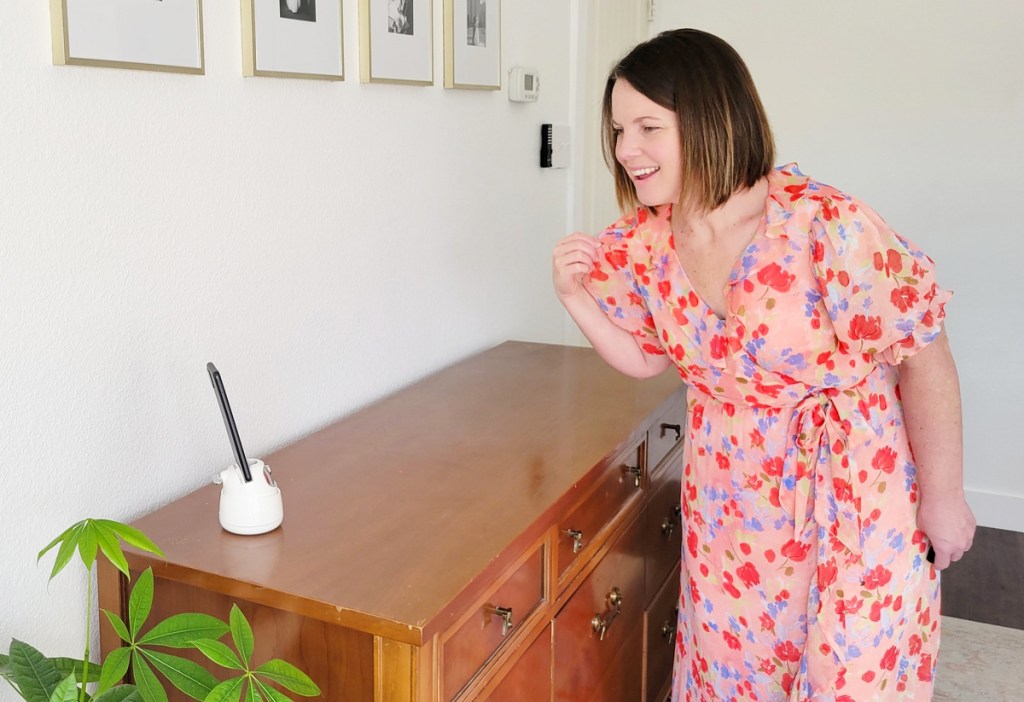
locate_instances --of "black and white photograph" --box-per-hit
[360,0,432,84]
[444,0,499,88]
[388,0,413,35]
[466,0,485,47]
[243,0,343,79]
[280,0,317,22]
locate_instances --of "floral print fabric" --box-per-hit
[583,164,949,701]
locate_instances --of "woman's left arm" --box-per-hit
[898,329,976,570]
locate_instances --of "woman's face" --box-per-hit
[610,79,682,209]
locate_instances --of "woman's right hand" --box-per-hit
[552,233,600,300]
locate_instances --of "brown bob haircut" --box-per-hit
[602,29,775,215]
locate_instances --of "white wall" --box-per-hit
[0,0,579,681]
[651,1,1024,531]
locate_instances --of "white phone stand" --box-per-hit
[216,459,283,535]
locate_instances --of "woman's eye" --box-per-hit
[642,125,660,133]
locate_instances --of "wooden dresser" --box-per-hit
[99,341,687,701]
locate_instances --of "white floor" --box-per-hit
[934,617,1024,701]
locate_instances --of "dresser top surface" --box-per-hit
[127,341,683,643]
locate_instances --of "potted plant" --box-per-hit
[0,518,321,702]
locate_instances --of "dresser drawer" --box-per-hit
[477,624,552,701]
[644,468,682,601]
[553,513,645,701]
[557,439,645,582]
[644,564,681,702]
[647,390,685,473]
[441,542,548,701]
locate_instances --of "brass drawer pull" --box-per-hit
[484,605,514,637]
[660,423,682,441]
[564,528,585,554]
[661,505,682,538]
[661,607,678,642]
[590,587,623,641]
[623,465,643,488]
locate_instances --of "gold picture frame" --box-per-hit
[49,0,204,75]
[443,0,500,90]
[241,0,344,80]
[359,0,433,85]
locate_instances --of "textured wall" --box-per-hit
[0,0,579,680]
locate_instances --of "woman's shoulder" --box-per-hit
[766,163,869,240]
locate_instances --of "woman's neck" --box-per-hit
[671,177,769,239]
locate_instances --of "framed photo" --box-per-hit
[443,0,500,90]
[49,0,204,74]
[358,0,433,85]
[241,0,344,80]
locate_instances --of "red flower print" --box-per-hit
[715,452,730,470]
[775,640,802,663]
[872,446,898,474]
[756,262,796,293]
[909,634,922,655]
[760,658,776,676]
[782,673,794,695]
[633,263,651,285]
[745,473,764,490]
[817,560,838,590]
[891,285,919,313]
[833,478,853,502]
[710,334,729,359]
[837,270,850,286]
[887,248,904,274]
[759,612,775,633]
[880,645,899,671]
[723,631,742,651]
[589,266,609,282]
[737,562,760,589]
[784,182,807,201]
[917,653,933,681]
[811,238,825,263]
[863,564,893,589]
[658,280,672,299]
[781,539,811,562]
[605,249,627,270]
[687,528,698,558]
[762,456,784,477]
[691,403,704,430]
[848,314,883,341]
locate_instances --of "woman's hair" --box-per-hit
[602,28,775,214]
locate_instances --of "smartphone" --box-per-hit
[206,362,252,482]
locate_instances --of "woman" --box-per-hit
[552,29,975,701]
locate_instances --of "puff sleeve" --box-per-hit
[582,215,666,356]
[810,195,952,366]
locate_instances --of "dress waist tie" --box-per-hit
[791,389,862,559]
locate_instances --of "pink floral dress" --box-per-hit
[583,164,948,701]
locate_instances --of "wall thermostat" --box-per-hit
[508,67,539,102]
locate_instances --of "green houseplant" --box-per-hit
[0,519,321,702]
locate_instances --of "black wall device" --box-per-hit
[540,123,553,168]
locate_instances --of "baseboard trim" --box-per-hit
[965,488,1024,533]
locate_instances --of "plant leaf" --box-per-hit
[128,569,155,640]
[93,686,144,702]
[1,651,12,676]
[190,640,244,671]
[92,521,131,577]
[131,653,168,702]
[47,673,78,702]
[102,610,133,644]
[252,661,319,697]
[137,614,228,648]
[139,649,218,701]
[78,523,100,569]
[37,520,84,562]
[244,678,258,702]
[97,647,132,694]
[96,520,164,558]
[228,607,253,668]
[204,677,244,702]
[9,639,63,702]
[252,678,293,702]
[42,522,87,581]
[51,657,102,684]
